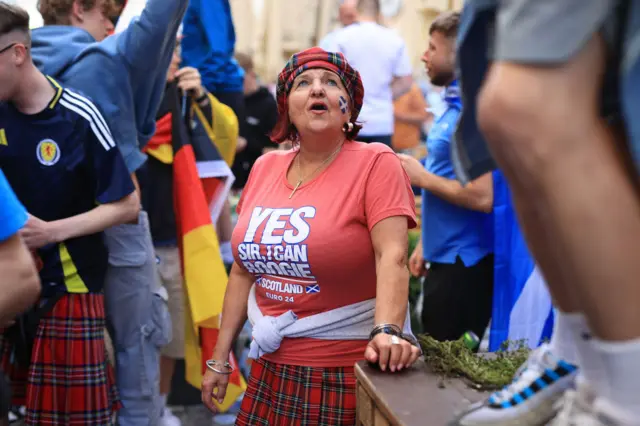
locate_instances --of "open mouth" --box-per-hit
[310,102,328,112]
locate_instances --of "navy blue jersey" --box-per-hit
[0,77,134,297]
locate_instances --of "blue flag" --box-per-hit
[490,171,554,351]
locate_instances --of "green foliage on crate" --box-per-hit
[419,335,531,390]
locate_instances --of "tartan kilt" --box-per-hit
[236,358,357,426]
[0,293,120,425]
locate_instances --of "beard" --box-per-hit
[429,69,455,87]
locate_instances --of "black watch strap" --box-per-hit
[195,92,208,104]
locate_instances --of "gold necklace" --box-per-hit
[289,143,343,199]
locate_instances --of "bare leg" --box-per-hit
[477,35,640,416]
[477,35,640,341]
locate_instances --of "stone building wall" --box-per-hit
[231,0,462,83]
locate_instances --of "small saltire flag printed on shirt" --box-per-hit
[305,284,320,294]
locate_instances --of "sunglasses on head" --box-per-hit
[0,42,27,55]
[0,43,17,55]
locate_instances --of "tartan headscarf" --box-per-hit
[276,47,365,123]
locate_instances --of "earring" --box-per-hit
[342,122,354,133]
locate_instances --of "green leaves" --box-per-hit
[419,335,530,390]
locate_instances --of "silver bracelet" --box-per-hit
[205,359,234,375]
[371,323,401,334]
[369,323,402,341]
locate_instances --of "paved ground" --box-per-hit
[169,404,237,426]
[9,407,236,426]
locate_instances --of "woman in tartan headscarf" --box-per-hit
[201,47,421,425]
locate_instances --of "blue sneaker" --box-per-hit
[450,344,578,425]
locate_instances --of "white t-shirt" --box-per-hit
[320,22,412,136]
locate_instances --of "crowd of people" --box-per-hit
[1,0,640,425]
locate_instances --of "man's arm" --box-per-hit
[0,172,40,325]
[391,75,413,100]
[117,0,189,71]
[395,108,430,127]
[421,172,493,213]
[391,40,414,100]
[398,154,493,213]
[0,235,40,325]
[52,195,138,242]
[395,87,430,126]
[21,194,140,251]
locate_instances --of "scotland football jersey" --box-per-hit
[0,77,134,297]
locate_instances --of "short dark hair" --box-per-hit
[38,0,119,26]
[0,2,30,38]
[429,11,460,39]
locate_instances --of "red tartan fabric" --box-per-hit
[0,293,120,425]
[236,358,357,426]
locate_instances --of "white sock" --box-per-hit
[548,309,581,365]
[592,336,640,416]
[551,310,609,388]
[220,241,233,264]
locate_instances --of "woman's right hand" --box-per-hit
[201,360,231,414]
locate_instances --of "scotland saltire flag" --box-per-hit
[490,171,554,351]
[306,284,320,294]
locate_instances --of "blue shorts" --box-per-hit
[453,0,640,181]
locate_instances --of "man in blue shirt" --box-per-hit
[30,1,187,423]
[399,12,494,343]
[0,4,139,422]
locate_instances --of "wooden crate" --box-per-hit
[355,360,490,426]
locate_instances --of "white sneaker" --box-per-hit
[549,378,596,426]
[9,406,26,424]
[591,397,640,426]
[159,407,182,426]
[450,344,578,425]
[550,381,640,426]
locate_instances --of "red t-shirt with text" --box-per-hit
[232,141,416,367]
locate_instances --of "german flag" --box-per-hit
[114,1,245,408]
[155,83,245,412]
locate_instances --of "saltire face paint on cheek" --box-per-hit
[339,96,348,114]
